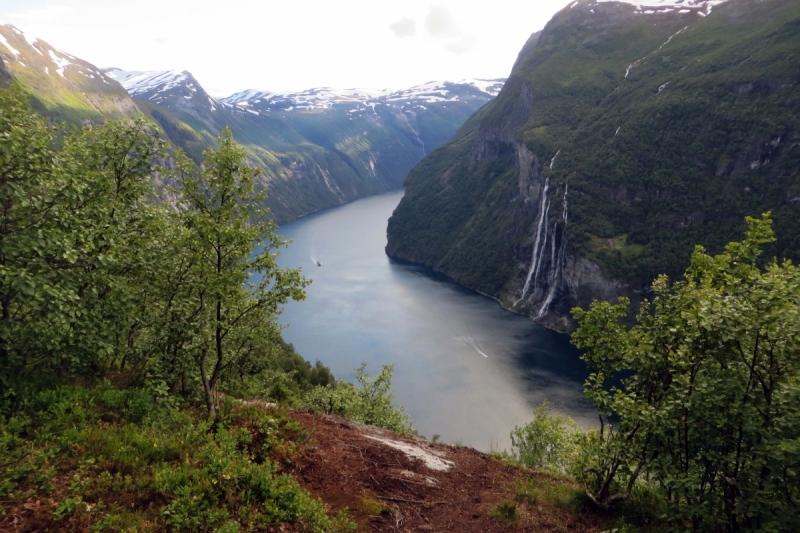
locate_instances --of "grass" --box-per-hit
[489,501,519,526]
[0,383,355,532]
[515,475,584,511]
[584,234,645,266]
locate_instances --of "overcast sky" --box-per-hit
[0,0,572,96]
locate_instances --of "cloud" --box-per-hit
[424,3,459,38]
[389,18,416,38]
[443,35,476,54]
[424,3,476,54]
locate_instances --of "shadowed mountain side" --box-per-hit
[386,0,800,331]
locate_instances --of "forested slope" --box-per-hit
[386,0,800,329]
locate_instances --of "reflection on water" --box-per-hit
[273,189,595,451]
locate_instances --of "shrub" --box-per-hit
[301,363,412,433]
[510,401,581,474]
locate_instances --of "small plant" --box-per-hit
[54,496,83,520]
[1,385,356,533]
[359,490,386,516]
[515,476,582,511]
[489,501,518,525]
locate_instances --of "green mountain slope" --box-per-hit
[0,24,500,224]
[105,70,502,223]
[0,25,137,124]
[386,0,800,330]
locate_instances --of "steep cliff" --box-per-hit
[386,0,800,330]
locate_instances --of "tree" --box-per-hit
[572,214,800,531]
[0,89,308,415]
[0,87,167,401]
[175,128,308,418]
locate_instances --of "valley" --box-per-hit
[0,24,503,223]
[271,190,595,450]
[1,0,799,530]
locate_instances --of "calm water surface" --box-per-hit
[275,190,594,451]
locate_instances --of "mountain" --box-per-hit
[0,24,137,123]
[385,0,800,330]
[104,68,504,222]
[0,23,503,224]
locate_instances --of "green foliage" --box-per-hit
[170,127,309,418]
[0,86,169,403]
[0,384,355,532]
[489,501,518,525]
[301,363,412,433]
[0,88,314,416]
[572,214,800,531]
[221,339,334,405]
[510,401,581,474]
[387,0,800,306]
[515,475,583,511]
[358,490,387,516]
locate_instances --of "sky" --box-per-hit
[0,0,573,96]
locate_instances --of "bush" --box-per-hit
[301,363,412,433]
[0,384,356,532]
[510,401,581,474]
[572,214,800,529]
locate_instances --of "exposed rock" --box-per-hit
[515,142,543,202]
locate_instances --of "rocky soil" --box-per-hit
[288,410,603,533]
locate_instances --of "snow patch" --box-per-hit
[0,32,20,57]
[48,49,71,78]
[22,33,42,54]
[107,69,191,97]
[597,0,728,13]
[219,79,505,112]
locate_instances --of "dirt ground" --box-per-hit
[288,410,604,533]
[1,408,605,533]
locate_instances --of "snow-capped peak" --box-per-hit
[0,24,91,80]
[220,79,505,114]
[456,78,506,97]
[104,69,191,97]
[596,0,728,15]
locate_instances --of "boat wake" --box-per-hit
[445,319,490,358]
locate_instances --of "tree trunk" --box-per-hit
[199,342,216,419]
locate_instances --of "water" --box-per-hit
[274,190,595,451]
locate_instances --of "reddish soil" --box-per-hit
[288,410,604,533]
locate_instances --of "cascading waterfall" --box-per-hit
[537,184,568,317]
[400,112,426,156]
[518,177,550,302]
[518,178,569,316]
[518,145,570,316]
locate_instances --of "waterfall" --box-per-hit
[538,185,568,317]
[549,150,560,170]
[518,145,570,316]
[400,112,426,156]
[519,178,550,301]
